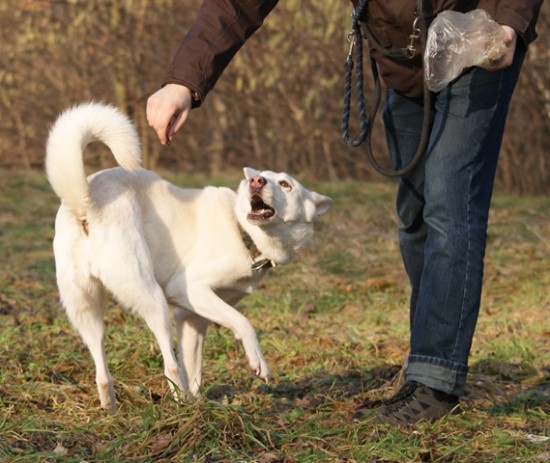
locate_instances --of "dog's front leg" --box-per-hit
[184,284,271,383]
[140,305,186,401]
[118,284,185,401]
[174,308,209,397]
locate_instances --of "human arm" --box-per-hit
[480,0,542,70]
[147,0,278,144]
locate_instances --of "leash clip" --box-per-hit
[407,16,421,57]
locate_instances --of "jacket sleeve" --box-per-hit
[479,0,543,45]
[162,0,279,105]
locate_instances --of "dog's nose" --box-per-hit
[250,176,266,190]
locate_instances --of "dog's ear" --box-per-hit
[243,167,261,179]
[311,192,333,217]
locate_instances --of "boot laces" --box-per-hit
[384,381,419,408]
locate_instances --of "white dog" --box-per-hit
[45,102,332,411]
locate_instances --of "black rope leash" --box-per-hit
[341,0,433,178]
[341,0,370,148]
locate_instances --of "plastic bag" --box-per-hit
[424,9,508,92]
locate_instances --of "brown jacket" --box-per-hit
[162,0,542,102]
[360,0,543,95]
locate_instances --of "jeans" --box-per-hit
[381,45,525,396]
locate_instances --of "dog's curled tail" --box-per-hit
[46,102,141,218]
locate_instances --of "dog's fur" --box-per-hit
[45,102,332,411]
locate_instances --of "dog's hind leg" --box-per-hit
[174,308,209,397]
[59,277,116,411]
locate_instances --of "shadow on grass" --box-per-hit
[466,359,550,417]
[205,359,549,419]
[205,363,403,411]
[3,362,548,461]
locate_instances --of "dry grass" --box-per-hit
[0,169,548,462]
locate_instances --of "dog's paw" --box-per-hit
[249,351,271,383]
[98,385,117,413]
[241,332,271,382]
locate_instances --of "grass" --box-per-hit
[0,168,548,463]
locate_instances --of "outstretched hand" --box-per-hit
[147,84,193,145]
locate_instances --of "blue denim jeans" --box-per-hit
[381,45,525,396]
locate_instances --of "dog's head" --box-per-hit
[236,167,332,257]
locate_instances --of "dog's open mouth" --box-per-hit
[248,194,275,221]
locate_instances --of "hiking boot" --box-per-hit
[353,381,459,425]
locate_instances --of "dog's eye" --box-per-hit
[278,180,292,189]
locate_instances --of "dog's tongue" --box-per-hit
[249,194,275,220]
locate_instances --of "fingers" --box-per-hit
[491,25,517,70]
[146,84,193,144]
[166,110,189,145]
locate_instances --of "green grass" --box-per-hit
[0,169,548,462]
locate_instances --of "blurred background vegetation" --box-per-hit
[0,0,548,194]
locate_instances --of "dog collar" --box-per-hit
[239,226,275,271]
[251,258,274,271]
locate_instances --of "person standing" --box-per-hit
[146,0,542,425]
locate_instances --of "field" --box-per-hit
[0,169,548,462]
